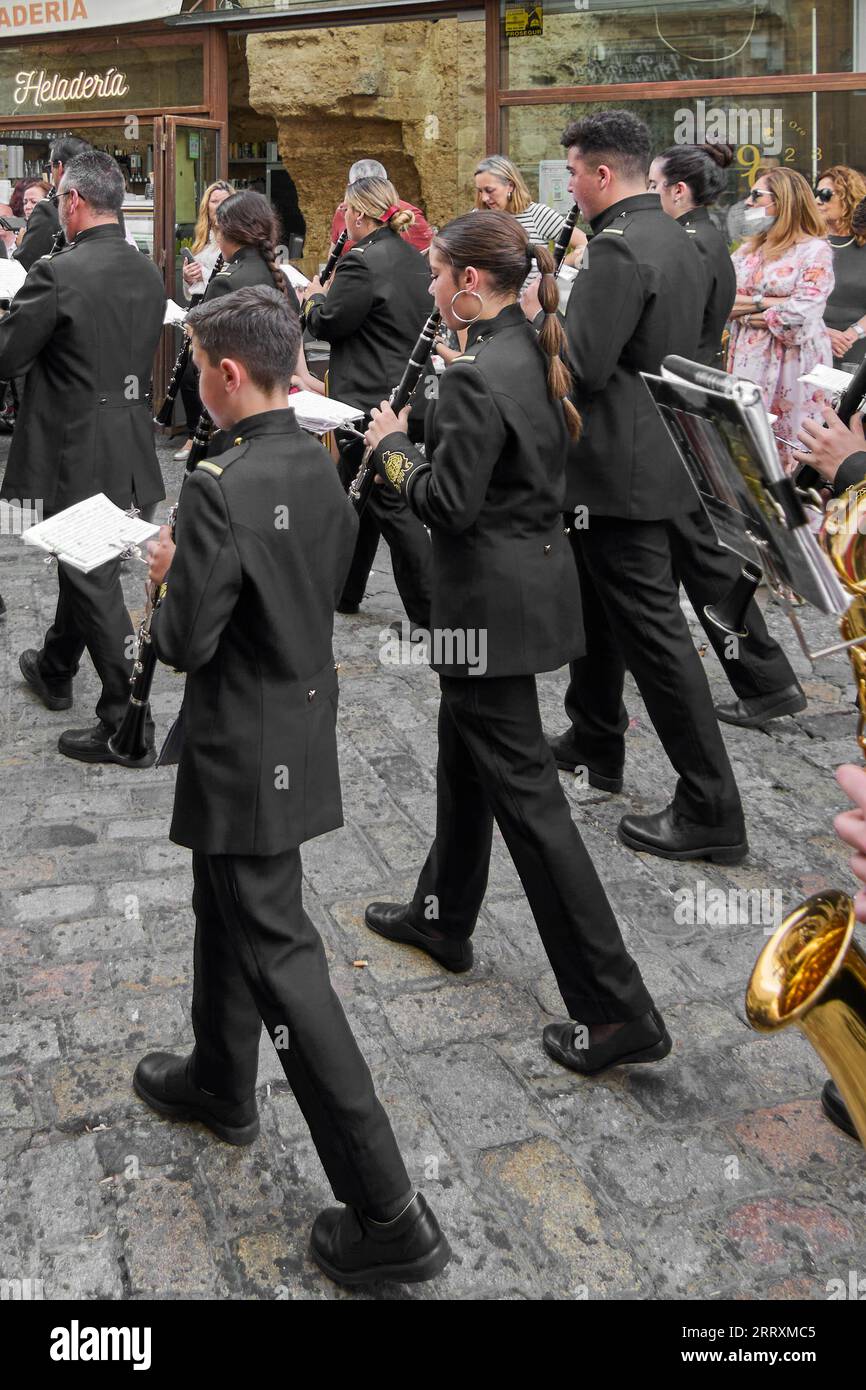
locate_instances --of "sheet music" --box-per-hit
[21,494,159,574]
[288,390,364,435]
[0,258,27,301]
[280,263,309,290]
[163,298,186,326]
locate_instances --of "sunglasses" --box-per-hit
[815,187,835,203]
[745,188,775,202]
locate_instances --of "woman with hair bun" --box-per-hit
[300,175,433,629]
[648,144,804,732]
[648,141,735,366]
[361,209,670,1077]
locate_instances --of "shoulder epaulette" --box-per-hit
[452,352,477,362]
[685,227,698,235]
[195,439,250,478]
[213,263,234,278]
[196,460,224,477]
[601,226,625,235]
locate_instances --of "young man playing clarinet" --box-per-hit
[135,285,450,1287]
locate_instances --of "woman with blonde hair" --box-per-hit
[182,179,234,303]
[474,154,570,245]
[727,165,834,472]
[816,164,866,366]
[300,175,433,627]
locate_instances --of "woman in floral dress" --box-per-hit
[727,166,834,473]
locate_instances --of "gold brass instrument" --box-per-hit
[745,484,866,1145]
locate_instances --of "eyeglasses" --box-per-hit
[745,188,775,203]
[815,187,835,203]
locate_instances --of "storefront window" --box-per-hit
[0,41,204,118]
[500,0,856,88]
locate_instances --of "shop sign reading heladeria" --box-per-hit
[0,1,182,36]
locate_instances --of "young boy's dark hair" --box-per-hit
[560,110,651,182]
[186,284,299,393]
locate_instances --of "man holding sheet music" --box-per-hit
[0,150,166,766]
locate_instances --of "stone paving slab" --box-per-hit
[1,435,865,1301]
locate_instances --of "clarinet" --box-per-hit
[320,229,348,287]
[154,337,191,427]
[178,254,225,470]
[552,205,578,276]
[347,308,442,515]
[107,503,179,766]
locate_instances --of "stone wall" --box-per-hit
[240,17,485,272]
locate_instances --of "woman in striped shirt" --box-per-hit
[474,154,586,249]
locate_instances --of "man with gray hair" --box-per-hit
[329,158,433,257]
[0,149,166,765]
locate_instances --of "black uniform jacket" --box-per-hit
[564,193,704,520]
[677,206,736,366]
[150,409,358,856]
[302,225,431,417]
[0,223,165,515]
[204,244,301,316]
[371,303,584,678]
[13,194,60,270]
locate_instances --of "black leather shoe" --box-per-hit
[19,649,73,711]
[364,902,473,973]
[133,1052,259,1146]
[59,723,155,767]
[310,1191,451,1285]
[546,732,623,792]
[618,804,748,864]
[543,1008,672,1075]
[821,1080,861,1142]
[715,683,807,728]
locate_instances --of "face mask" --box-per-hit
[743,205,776,228]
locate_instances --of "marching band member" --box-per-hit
[138,285,451,1286]
[546,111,748,864]
[301,176,432,629]
[363,210,672,1076]
[647,141,806,729]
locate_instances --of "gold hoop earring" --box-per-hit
[450,289,484,325]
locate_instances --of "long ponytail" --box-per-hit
[531,243,581,440]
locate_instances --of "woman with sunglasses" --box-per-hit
[815,165,866,368]
[727,166,834,473]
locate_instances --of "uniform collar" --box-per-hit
[223,409,301,445]
[465,301,526,348]
[71,222,123,245]
[354,225,393,249]
[228,244,259,264]
[590,193,661,235]
[676,206,710,227]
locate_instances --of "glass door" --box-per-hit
[153,115,225,409]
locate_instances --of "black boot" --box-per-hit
[310,1192,451,1285]
[543,1009,672,1075]
[618,803,748,864]
[364,902,473,973]
[821,1080,861,1141]
[133,1052,259,1145]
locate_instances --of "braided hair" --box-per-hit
[215,190,290,301]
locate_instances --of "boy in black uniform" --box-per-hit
[135,286,449,1286]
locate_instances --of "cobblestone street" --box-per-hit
[1,436,864,1302]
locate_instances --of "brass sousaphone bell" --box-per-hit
[746,485,866,1145]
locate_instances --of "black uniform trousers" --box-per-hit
[336,432,432,629]
[408,674,653,1024]
[189,847,410,1211]
[563,515,743,826]
[671,506,796,701]
[38,557,138,732]
[179,355,201,437]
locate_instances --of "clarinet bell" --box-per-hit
[703,562,763,638]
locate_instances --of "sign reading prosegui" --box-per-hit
[0,1,182,35]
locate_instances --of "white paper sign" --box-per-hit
[0,1,183,37]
